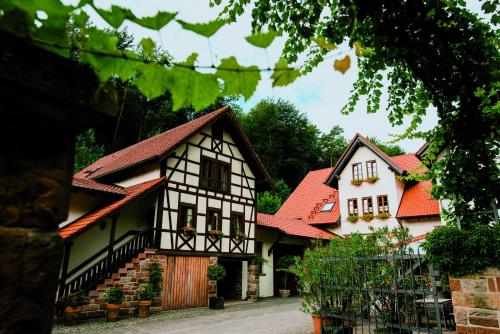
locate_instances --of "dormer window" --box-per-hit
[352,163,363,181]
[366,160,378,178]
[321,201,336,212]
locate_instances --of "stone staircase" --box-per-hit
[81,248,165,318]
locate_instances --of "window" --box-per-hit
[366,160,378,178]
[321,201,336,212]
[377,195,389,214]
[352,163,363,180]
[207,209,222,231]
[362,197,373,214]
[347,199,358,215]
[178,204,196,229]
[200,157,230,193]
[230,213,244,236]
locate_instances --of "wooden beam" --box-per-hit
[268,234,283,256]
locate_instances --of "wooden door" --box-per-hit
[162,256,209,310]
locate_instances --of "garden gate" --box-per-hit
[319,252,454,334]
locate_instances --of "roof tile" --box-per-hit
[72,177,126,195]
[397,181,440,218]
[257,213,335,239]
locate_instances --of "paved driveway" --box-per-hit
[52,297,313,334]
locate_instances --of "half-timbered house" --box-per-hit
[58,107,276,310]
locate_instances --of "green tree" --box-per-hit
[257,179,291,214]
[220,0,499,229]
[239,98,321,188]
[366,137,406,157]
[73,129,105,174]
[317,126,348,167]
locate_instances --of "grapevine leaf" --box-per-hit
[130,11,177,30]
[133,64,173,100]
[168,53,221,110]
[215,57,261,100]
[176,19,227,38]
[311,37,336,51]
[354,41,362,56]
[271,57,300,87]
[245,30,278,48]
[334,55,351,74]
[140,38,155,58]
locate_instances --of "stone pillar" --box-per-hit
[208,256,218,299]
[451,268,500,334]
[248,264,260,301]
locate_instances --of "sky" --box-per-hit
[86,0,485,152]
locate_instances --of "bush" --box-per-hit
[422,223,500,277]
[106,287,124,305]
[62,291,86,308]
[250,254,268,266]
[136,284,155,301]
[276,255,295,271]
[207,264,226,281]
[148,262,163,293]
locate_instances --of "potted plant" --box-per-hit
[105,286,124,322]
[347,215,358,223]
[235,231,246,241]
[276,255,295,298]
[362,213,374,221]
[136,284,154,318]
[351,179,362,186]
[209,229,224,239]
[62,290,85,324]
[377,212,390,220]
[207,263,226,309]
[182,225,196,237]
[367,176,380,183]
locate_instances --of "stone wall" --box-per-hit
[451,268,500,334]
[81,250,165,318]
[248,264,260,300]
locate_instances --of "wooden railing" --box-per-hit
[58,228,153,297]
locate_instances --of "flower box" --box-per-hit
[362,213,374,221]
[209,230,224,239]
[376,212,390,220]
[181,226,196,237]
[347,215,358,223]
[351,179,363,186]
[234,231,246,240]
[366,177,380,184]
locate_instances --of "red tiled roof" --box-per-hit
[397,181,440,218]
[72,177,126,195]
[59,177,165,239]
[276,167,340,225]
[257,213,336,239]
[389,154,427,174]
[75,108,229,179]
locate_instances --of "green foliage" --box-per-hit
[271,58,301,87]
[215,57,261,100]
[366,137,405,157]
[148,262,163,293]
[90,4,177,30]
[136,284,155,301]
[105,287,124,304]
[73,128,105,174]
[207,264,226,281]
[62,291,86,308]
[251,254,269,266]
[289,227,412,315]
[276,255,295,271]
[422,224,500,277]
[347,215,358,223]
[245,30,279,48]
[239,99,321,188]
[317,126,348,167]
[220,0,500,230]
[176,19,227,38]
[257,191,282,214]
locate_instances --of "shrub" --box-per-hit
[106,287,124,305]
[148,262,163,293]
[136,284,155,301]
[276,255,295,271]
[250,254,268,266]
[62,291,86,308]
[422,224,500,277]
[207,264,226,281]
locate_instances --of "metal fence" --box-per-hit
[319,251,454,334]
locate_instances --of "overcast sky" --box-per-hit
[88,0,485,152]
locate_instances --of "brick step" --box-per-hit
[132,258,140,264]
[104,279,113,286]
[125,263,134,269]
[118,268,128,275]
[89,290,99,298]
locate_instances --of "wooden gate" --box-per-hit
[162,256,209,310]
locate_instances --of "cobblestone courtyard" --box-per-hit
[52,297,313,334]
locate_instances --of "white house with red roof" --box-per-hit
[57,107,332,312]
[275,134,442,246]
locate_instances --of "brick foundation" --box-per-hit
[208,256,218,299]
[451,268,500,334]
[248,264,260,300]
[80,249,165,319]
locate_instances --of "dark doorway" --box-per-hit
[273,243,304,296]
[217,258,243,300]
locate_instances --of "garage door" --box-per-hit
[162,256,209,310]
